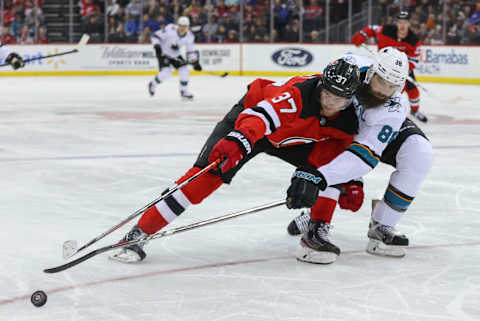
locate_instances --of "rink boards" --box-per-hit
[0,43,478,84]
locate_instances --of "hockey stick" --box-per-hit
[45,199,286,273]
[203,71,229,78]
[0,34,90,67]
[62,157,224,260]
[360,44,461,103]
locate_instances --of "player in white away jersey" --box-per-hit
[286,48,433,264]
[148,16,202,100]
[0,42,25,70]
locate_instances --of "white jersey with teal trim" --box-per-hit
[151,24,195,59]
[317,53,408,186]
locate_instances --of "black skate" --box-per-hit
[366,219,409,257]
[148,81,155,97]
[410,109,428,123]
[109,225,148,263]
[180,90,194,101]
[287,210,310,236]
[296,220,340,264]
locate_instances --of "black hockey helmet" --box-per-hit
[397,11,410,20]
[321,58,361,99]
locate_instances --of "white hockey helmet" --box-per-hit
[366,47,409,86]
[178,16,190,27]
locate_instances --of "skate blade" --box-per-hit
[366,239,406,258]
[181,96,194,101]
[148,82,155,97]
[295,244,337,264]
[109,249,142,263]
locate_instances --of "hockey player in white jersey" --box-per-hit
[0,42,25,70]
[286,47,433,264]
[148,16,202,100]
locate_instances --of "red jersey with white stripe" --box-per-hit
[360,24,421,70]
[234,75,357,155]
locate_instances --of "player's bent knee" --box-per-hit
[411,137,433,175]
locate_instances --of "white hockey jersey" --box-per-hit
[318,53,408,185]
[151,24,195,59]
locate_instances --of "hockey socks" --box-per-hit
[310,188,341,223]
[138,167,223,234]
[406,87,420,112]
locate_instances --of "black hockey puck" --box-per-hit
[31,290,47,307]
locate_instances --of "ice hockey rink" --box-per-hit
[1,74,479,321]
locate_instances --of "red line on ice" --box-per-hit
[1,241,480,306]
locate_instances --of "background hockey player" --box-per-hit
[0,42,25,70]
[148,16,202,100]
[110,59,362,263]
[285,48,433,264]
[352,11,427,123]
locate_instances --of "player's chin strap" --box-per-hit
[360,44,461,103]
[62,158,225,260]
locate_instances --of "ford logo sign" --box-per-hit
[272,48,313,67]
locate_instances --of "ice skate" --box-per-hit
[287,210,310,236]
[366,219,409,257]
[180,89,194,101]
[410,109,428,123]
[148,81,156,97]
[296,220,340,264]
[109,225,148,263]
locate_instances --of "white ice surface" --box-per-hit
[1,75,479,321]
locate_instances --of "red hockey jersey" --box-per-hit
[359,24,421,70]
[234,76,358,167]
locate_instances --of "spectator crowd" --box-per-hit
[1,0,47,44]
[81,0,364,43]
[377,0,480,45]
[5,0,480,45]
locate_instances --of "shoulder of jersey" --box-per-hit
[165,23,176,32]
[381,24,397,38]
[340,53,373,73]
[356,93,407,126]
[382,24,420,45]
[405,30,420,46]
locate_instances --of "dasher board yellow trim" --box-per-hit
[416,76,480,85]
[0,71,159,77]
[0,70,316,77]
[2,70,480,84]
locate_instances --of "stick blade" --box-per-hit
[63,240,78,259]
[221,72,229,78]
[77,34,90,48]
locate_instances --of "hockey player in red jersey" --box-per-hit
[352,11,428,123]
[110,59,362,263]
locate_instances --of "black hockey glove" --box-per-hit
[171,43,179,50]
[154,44,170,69]
[193,62,202,71]
[171,56,187,69]
[6,52,25,70]
[286,166,327,209]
